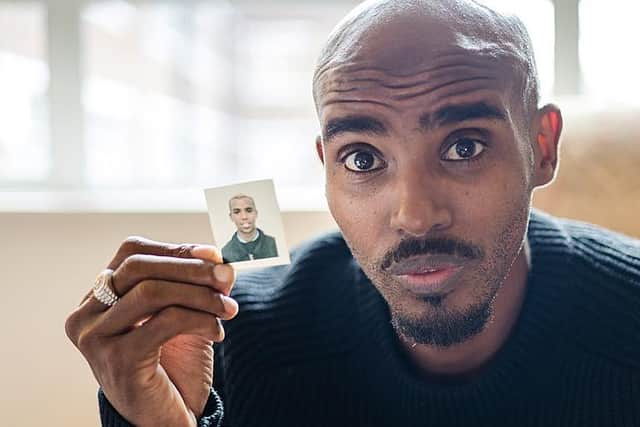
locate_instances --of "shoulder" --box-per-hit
[530,209,640,282]
[262,232,277,245]
[224,231,362,367]
[221,235,236,250]
[556,214,640,288]
[531,210,640,368]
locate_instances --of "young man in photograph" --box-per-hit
[221,194,278,262]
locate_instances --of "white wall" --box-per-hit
[0,211,337,427]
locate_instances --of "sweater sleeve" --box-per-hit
[97,388,224,427]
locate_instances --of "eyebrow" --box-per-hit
[419,102,507,130]
[322,102,506,143]
[323,115,388,143]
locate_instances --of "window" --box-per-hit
[580,0,640,106]
[0,0,633,210]
[0,2,48,182]
[83,2,235,188]
[80,1,349,193]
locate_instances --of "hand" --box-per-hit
[65,237,238,427]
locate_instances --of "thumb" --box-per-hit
[190,245,224,264]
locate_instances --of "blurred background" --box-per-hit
[1,0,638,426]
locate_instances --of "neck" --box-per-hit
[398,240,530,381]
[238,229,258,242]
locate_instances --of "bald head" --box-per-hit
[313,0,539,118]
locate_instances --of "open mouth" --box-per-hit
[386,255,470,295]
[397,266,463,294]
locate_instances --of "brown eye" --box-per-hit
[344,150,384,172]
[443,138,486,161]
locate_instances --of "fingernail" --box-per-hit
[221,295,238,314]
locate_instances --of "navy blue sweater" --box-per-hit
[100,210,640,426]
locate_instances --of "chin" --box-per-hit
[391,300,494,347]
[385,280,497,347]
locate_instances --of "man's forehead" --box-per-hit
[313,0,534,116]
[319,0,515,71]
[315,29,521,114]
[350,21,481,68]
[317,51,508,99]
[317,57,513,127]
[230,198,254,208]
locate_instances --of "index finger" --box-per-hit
[78,239,224,307]
[107,236,223,270]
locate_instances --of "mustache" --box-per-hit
[380,236,484,271]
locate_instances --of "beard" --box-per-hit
[344,204,530,349]
[389,280,496,347]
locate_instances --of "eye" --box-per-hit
[443,138,486,161]
[343,150,385,172]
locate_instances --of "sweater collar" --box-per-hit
[236,228,261,244]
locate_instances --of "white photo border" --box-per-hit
[204,179,291,271]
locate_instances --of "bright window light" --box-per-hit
[476,0,555,102]
[580,0,640,106]
[83,2,235,189]
[0,3,49,182]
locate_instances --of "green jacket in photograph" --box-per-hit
[221,229,278,262]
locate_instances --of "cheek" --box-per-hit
[461,166,531,257]
[326,182,386,258]
[458,154,530,215]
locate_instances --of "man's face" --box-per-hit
[316,19,537,347]
[229,198,258,235]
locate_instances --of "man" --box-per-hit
[65,1,640,426]
[221,194,278,262]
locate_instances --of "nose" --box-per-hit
[389,170,453,237]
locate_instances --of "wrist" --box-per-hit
[137,411,196,427]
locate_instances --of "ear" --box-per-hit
[315,135,325,165]
[531,104,563,188]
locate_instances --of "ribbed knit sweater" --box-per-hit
[99,209,640,426]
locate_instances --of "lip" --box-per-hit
[387,255,470,296]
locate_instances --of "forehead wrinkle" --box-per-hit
[391,76,497,102]
[324,63,495,92]
[318,50,508,91]
[322,98,399,111]
[323,75,498,108]
[317,51,513,112]
[320,69,505,114]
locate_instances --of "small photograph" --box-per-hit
[204,179,290,270]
